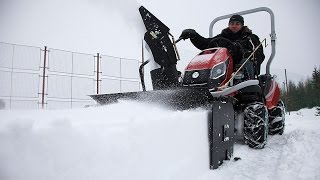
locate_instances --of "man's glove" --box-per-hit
[179,29,197,40]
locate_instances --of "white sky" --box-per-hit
[0,0,319,78]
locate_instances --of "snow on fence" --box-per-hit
[0,42,141,110]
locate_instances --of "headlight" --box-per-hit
[210,62,226,79]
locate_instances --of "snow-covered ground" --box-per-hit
[0,102,319,180]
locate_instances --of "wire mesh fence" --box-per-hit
[0,42,142,110]
[46,48,97,109]
[99,55,141,94]
[0,41,200,110]
[0,42,42,110]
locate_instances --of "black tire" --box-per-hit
[268,100,285,135]
[243,102,269,149]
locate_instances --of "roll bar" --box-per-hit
[209,7,276,75]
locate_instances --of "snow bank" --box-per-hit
[0,104,320,180]
[0,101,210,180]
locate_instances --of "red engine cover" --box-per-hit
[185,48,232,71]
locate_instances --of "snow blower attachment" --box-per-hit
[90,6,285,170]
[91,6,219,110]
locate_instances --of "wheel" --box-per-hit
[243,102,269,149]
[268,100,285,135]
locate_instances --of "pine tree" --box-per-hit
[316,107,320,116]
[305,78,314,108]
[311,66,320,107]
[297,81,306,108]
[281,66,320,112]
[287,80,298,111]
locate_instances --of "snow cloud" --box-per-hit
[89,0,146,38]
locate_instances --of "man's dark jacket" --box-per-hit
[190,26,265,75]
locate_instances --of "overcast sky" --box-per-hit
[0,0,319,79]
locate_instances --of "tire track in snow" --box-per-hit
[200,118,320,180]
[275,129,320,179]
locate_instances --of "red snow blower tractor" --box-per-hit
[90,6,285,169]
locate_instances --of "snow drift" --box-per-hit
[0,102,320,180]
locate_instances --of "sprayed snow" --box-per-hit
[0,102,320,180]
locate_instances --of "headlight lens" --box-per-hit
[210,62,227,79]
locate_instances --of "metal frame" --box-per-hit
[209,7,276,75]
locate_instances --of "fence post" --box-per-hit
[9,44,15,109]
[96,53,100,94]
[41,46,48,109]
